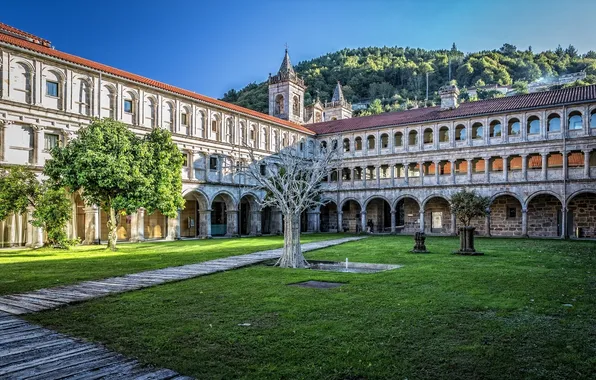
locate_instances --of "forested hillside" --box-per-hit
[221,44,596,116]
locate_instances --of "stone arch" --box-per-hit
[565,189,596,238]
[210,190,237,237]
[100,83,117,119]
[320,199,339,232]
[439,126,449,142]
[547,113,561,132]
[182,188,209,210]
[421,195,451,234]
[9,60,34,104]
[568,110,583,130]
[144,95,158,128]
[363,195,392,210]
[489,192,523,236]
[489,119,502,137]
[239,192,261,236]
[340,197,363,211]
[393,195,421,233]
[423,128,433,144]
[507,117,521,136]
[339,198,362,233]
[364,196,392,233]
[275,94,284,115]
[455,124,466,141]
[525,191,563,238]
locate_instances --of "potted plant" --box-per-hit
[450,189,490,255]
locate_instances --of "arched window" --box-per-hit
[307,140,314,155]
[315,112,322,123]
[240,122,246,144]
[122,91,137,124]
[163,102,174,132]
[293,95,300,117]
[394,132,403,147]
[355,136,363,151]
[273,130,279,150]
[261,128,268,150]
[77,79,91,115]
[101,85,116,119]
[197,111,206,138]
[489,120,502,137]
[547,113,561,132]
[439,126,449,142]
[226,119,233,143]
[249,125,256,146]
[10,62,33,104]
[211,117,220,141]
[320,141,327,151]
[472,122,483,139]
[380,133,389,149]
[527,116,540,135]
[44,70,64,110]
[455,124,466,141]
[408,130,418,146]
[591,110,596,129]
[367,135,375,150]
[343,138,350,152]
[568,111,583,130]
[180,107,190,132]
[282,133,288,148]
[144,97,157,128]
[275,94,284,115]
[331,139,338,150]
[423,128,433,144]
[508,118,520,136]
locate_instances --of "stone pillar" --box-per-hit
[391,164,396,187]
[361,211,367,233]
[306,210,320,233]
[584,150,590,178]
[404,163,409,185]
[561,206,567,239]
[521,208,528,237]
[390,210,396,233]
[467,158,473,182]
[362,167,367,187]
[337,211,343,233]
[484,157,491,182]
[250,210,262,236]
[129,212,139,242]
[0,120,6,162]
[562,151,568,180]
[84,206,97,244]
[33,126,44,166]
[25,207,34,248]
[503,155,509,182]
[451,212,457,235]
[199,209,212,238]
[351,167,355,187]
[225,210,239,237]
[188,150,195,180]
[137,208,145,241]
[419,208,425,233]
[485,210,491,237]
[36,226,43,248]
[166,210,181,240]
[434,161,440,184]
[272,208,284,234]
[419,162,424,185]
[521,154,528,181]
[450,160,456,184]
[541,153,548,180]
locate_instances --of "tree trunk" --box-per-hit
[276,212,307,268]
[106,207,118,251]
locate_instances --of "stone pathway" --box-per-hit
[0,236,363,379]
[0,236,363,315]
[0,311,191,379]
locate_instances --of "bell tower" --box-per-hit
[268,49,306,124]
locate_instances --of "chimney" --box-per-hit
[439,84,459,110]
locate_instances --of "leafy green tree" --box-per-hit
[565,44,578,58]
[450,189,490,228]
[512,81,529,94]
[0,166,38,221]
[45,119,184,250]
[32,184,74,247]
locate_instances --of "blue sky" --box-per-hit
[3,0,595,98]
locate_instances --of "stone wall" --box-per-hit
[341,201,361,233]
[365,199,390,232]
[490,195,523,236]
[527,195,561,237]
[424,198,451,234]
[401,198,421,234]
[568,193,596,238]
[320,203,338,232]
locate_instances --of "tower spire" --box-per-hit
[278,47,295,75]
[332,81,345,102]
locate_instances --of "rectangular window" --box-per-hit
[508,207,517,218]
[46,81,59,97]
[181,113,188,126]
[44,133,60,151]
[124,99,133,113]
[209,157,218,171]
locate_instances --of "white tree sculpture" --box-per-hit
[246,142,340,268]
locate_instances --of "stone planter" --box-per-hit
[454,226,483,255]
[411,231,429,253]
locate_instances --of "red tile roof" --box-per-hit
[0,22,51,47]
[0,26,314,135]
[307,85,596,135]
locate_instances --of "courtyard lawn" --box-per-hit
[0,234,343,295]
[27,236,596,379]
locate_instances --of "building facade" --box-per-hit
[0,23,595,247]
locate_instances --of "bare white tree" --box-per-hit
[246,141,340,268]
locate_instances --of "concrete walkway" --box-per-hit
[0,237,363,379]
[0,236,363,315]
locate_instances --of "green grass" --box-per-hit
[0,234,343,295]
[27,236,596,379]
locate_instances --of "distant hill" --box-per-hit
[221,43,596,116]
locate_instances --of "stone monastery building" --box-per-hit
[0,22,595,247]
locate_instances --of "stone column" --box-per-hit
[485,210,491,237]
[84,206,97,245]
[467,158,473,182]
[521,154,528,181]
[199,209,212,238]
[404,163,409,185]
[434,161,440,184]
[33,126,44,166]
[376,166,380,188]
[584,150,590,178]
[562,151,568,180]
[337,211,343,233]
[419,208,425,233]
[419,162,424,185]
[361,211,367,233]
[484,157,491,182]
[226,210,239,237]
[25,207,34,248]
[166,210,181,240]
[137,208,145,241]
[188,150,195,180]
[9,214,17,247]
[451,212,457,235]
[390,210,396,234]
[250,210,262,236]
[450,160,456,184]
[0,120,6,162]
[521,207,528,237]
[351,167,355,187]
[391,164,396,187]
[362,167,367,187]
[503,155,509,182]
[561,206,567,239]
[541,153,548,180]
[129,212,139,242]
[36,225,43,248]
[272,208,284,234]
